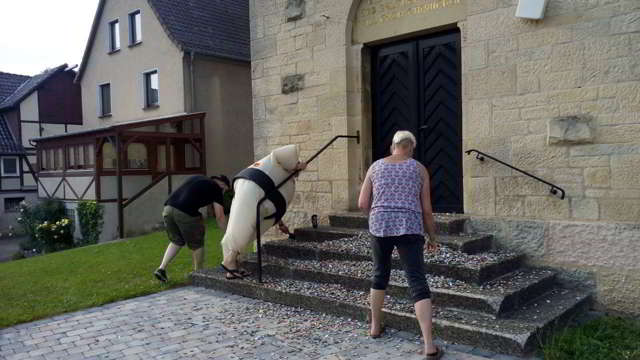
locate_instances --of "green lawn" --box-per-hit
[0,219,223,328]
[541,316,640,360]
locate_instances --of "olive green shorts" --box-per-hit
[162,206,205,250]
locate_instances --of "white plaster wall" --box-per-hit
[80,0,185,129]
[19,92,38,122]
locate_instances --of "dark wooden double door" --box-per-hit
[372,30,463,213]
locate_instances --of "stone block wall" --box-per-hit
[250,0,359,229]
[462,0,640,223]
[250,0,640,313]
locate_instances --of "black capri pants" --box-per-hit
[370,234,431,302]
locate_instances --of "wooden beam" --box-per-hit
[80,176,96,200]
[63,177,80,200]
[116,133,124,239]
[122,173,167,208]
[121,131,203,139]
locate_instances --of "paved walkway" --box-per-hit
[0,287,533,360]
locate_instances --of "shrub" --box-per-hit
[35,218,74,253]
[17,200,68,252]
[76,201,104,246]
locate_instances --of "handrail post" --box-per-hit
[255,132,359,283]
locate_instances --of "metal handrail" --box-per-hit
[465,149,566,200]
[255,132,360,283]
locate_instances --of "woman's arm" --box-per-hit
[419,165,438,250]
[358,167,373,214]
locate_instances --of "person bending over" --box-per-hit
[154,174,230,282]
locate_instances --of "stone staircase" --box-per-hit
[192,212,592,356]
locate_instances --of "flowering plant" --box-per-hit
[17,200,68,252]
[35,218,74,253]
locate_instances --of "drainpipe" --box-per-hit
[190,51,196,112]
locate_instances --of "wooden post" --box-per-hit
[95,138,103,201]
[116,134,124,239]
[166,138,172,195]
[200,116,207,175]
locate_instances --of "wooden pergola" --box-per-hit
[32,112,207,238]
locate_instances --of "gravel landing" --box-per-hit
[275,232,519,269]
[261,256,554,296]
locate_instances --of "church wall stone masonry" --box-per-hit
[249,0,640,315]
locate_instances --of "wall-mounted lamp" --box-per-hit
[515,0,549,20]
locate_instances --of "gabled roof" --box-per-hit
[148,0,250,61]
[0,114,24,155]
[76,0,250,82]
[0,71,30,104]
[0,64,69,111]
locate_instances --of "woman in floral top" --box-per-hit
[358,130,442,359]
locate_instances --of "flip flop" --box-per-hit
[370,325,386,339]
[418,346,444,360]
[220,264,245,280]
[237,268,252,277]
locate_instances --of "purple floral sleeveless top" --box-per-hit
[369,158,424,237]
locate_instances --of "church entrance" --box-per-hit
[371,30,463,213]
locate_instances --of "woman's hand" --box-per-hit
[295,161,307,171]
[424,236,439,253]
[278,221,290,235]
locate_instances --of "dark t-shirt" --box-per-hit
[165,175,224,217]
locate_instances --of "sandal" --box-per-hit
[370,325,386,339]
[419,346,444,360]
[220,264,245,280]
[237,268,252,277]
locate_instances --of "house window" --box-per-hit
[129,10,142,45]
[1,157,18,176]
[109,19,120,52]
[126,143,148,169]
[4,197,24,213]
[99,83,111,117]
[144,70,159,108]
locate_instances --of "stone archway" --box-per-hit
[344,0,467,209]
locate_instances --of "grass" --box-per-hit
[541,316,640,360]
[0,219,223,329]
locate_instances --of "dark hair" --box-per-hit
[211,175,231,188]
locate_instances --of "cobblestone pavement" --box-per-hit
[0,287,537,360]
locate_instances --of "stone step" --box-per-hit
[243,256,557,317]
[191,269,591,356]
[263,235,523,284]
[294,226,492,254]
[329,212,468,235]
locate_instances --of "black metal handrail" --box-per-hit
[255,132,360,283]
[465,149,566,200]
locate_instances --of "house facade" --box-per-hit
[0,66,83,232]
[249,0,640,315]
[34,0,253,240]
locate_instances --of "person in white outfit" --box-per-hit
[220,144,306,279]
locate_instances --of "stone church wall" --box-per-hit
[249,0,640,314]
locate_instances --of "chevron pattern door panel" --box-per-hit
[418,32,463,213]
[372,30,463,213]
[372,42,418,162]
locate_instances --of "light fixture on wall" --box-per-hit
[515,0,549,19]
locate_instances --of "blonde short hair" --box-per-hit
[392,130,417,149]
